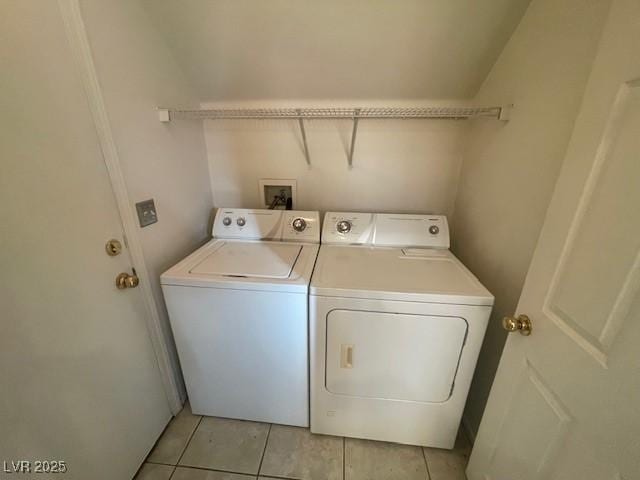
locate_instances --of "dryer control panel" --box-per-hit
[322,212,449,249]
[213,208,320,243]
[322,212,374,244]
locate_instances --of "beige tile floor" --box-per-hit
[136,403,471,480]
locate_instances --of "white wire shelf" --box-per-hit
[157,105,511,167]
[160,106,507,120]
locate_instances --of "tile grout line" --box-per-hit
[175,414,204,467]
[167,465,177,480]
[257,475,303,480]
[422,447,432,480]
[256,423,273,477]
[166,463,291,478]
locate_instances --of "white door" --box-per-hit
[467,1,640,479]
[0,2,172,479]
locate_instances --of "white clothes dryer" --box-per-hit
[310,212,493,447]
[161,208,320,427]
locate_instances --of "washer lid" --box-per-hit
[310,245,493,305]
[190,242,302,279]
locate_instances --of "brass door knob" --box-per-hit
[502,314,532,336]
[116,271,139,290]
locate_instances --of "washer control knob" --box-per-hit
[222,217,232,226]
[292,217,307,232]
[337,220,352,234]
[236,217,246,227]
[429,225,440,235]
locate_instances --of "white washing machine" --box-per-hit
[310,212,493,448]
[161,208,320,427]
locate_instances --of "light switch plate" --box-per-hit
[135,199,158,227]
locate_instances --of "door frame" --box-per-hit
[58,0,182,414]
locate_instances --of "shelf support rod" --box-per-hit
[296,109,311,166]
[348,108,361,168]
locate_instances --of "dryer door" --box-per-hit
[325,310,467,403]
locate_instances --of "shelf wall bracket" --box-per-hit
[296,109,311,166]
[499,104,513,122]
[157,108,171,123]
[348,108,361,169]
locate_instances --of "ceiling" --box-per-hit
[141,0,531,101]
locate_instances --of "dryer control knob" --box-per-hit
[292,217,307,232]
[222,217,232,226]
[236,217,246,227]
[429,225,440,235]
[337,220,352,234]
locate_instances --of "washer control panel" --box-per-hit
[213,208,320,243]
[322,212,449,248]
[282,211,320,242]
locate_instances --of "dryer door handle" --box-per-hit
[341,344,354,369]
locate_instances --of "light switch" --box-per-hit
[135,199,158,227]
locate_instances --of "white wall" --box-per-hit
[450,0,613,439]
[80,0,214,400]
[141,0,531,101]
[205,101,468,215]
